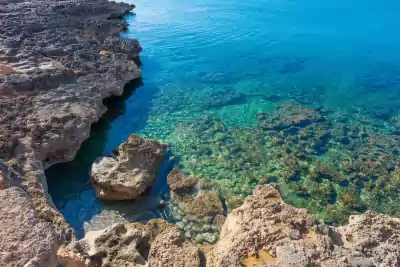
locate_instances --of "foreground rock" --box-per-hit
[167,168,225,244]
[0,186,58,267]
[0,0,142,265]
[91,134,164,200]
[72,219,200,267]
[208,184,400,267]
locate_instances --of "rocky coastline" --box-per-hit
[0,0,142,265]
[1,0,400,267]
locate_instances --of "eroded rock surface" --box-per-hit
[0,0,142,265]
[72,219,200,267]
[91,134,164,200]
[0,186,59,267]
[208,184,400,267]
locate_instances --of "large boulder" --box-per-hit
[91,134,164,200]
[208,184,400,267]
[72,219,200,267]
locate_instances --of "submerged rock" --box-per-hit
[72,219,200,267]
[167,168,225,244]
[91,134,164,200]
[257,102,324,130]
[168,168,224,218]
[208,184,400,267]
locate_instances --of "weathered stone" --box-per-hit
[0,0,143,253]
[167,167,197,192]
[276,245,310,267]
[73,219,200,267]
[208,184,400,267]
[148,224,201,267]
[0,187,58,267]
[57,248,87,267]
[90,134,164,200]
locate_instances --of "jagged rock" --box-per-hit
[208,184,400,267]
[91,134,164,200]
[72,219,200,267]
[148,224,201,267]
[0,0,141,164]
[0,0,142,264]
[0,187,58,267]
[57,248,87,267]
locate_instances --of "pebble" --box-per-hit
[176,222,185,229]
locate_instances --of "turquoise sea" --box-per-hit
[47,0,400,237]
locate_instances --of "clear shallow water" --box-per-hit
[48,0,400,235]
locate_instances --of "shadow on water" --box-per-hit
[46,77,172,238]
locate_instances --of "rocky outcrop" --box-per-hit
[72,219,200,267]
[208,184,400,267]
[0,0,142,265]
[167,168,225,244]
[91,134,164,200]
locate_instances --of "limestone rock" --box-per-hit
[91,134,164,200]
[57,248,87,267]
[0,187,58,267]
[0,0,143,249]
[73,219,200,267]
[148,225,201,267]
[208,184,400,267]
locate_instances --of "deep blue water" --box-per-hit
[47,0,400,235]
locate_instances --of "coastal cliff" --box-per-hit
[0,0,142,265]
